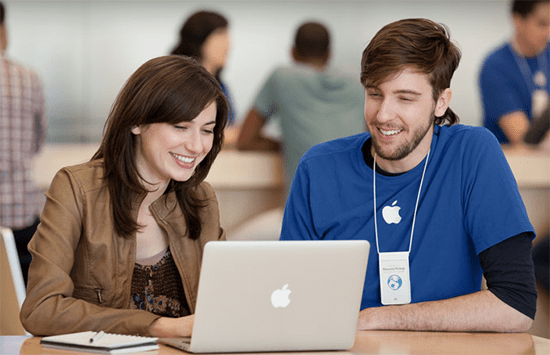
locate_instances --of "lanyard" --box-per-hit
[373,149,430,255]
[511,43,549,94]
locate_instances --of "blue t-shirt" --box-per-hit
[479,42,550,144]
[280,124,534,310]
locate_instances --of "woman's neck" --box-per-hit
[201,61,219,76]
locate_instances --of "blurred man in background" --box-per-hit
[238,21,365,194]
[0,1,46,286]
[234,21,365,240]
[479,0,550,146]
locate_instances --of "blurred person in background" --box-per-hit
[233,21,365,241]
[171,10,238,146]
[479,0,550,147]
[0,1,46,286]
[238,21,365,194]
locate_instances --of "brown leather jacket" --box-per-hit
[20,159,225,336]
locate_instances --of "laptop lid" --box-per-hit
[186,240,370,353]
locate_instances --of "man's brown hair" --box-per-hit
[361,18,461,126]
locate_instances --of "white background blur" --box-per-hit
[3,0,513,142]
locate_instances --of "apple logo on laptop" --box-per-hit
[382,200,402,224]
[271,284,291,308]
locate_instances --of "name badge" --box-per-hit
[379,251,411,305]
[532,89,549,119]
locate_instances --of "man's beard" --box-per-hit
[371,112,435,161]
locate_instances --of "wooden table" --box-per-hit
[4,331,549,354]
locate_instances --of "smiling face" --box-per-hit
[131,101,217,189]
[365,67,451,173]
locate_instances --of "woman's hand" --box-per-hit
[149,314,194,337]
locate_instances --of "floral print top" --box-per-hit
[130,248,190,317]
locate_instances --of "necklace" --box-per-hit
[372,149,430,254]
[511,42,549,118]
[372,149,430,305]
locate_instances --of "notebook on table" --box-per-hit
[40,331,158,354]
[160,239,370,353]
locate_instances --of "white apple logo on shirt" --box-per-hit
[271,284,291,308]
[382,200,402,224]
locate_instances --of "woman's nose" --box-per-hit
[185,130,203,153]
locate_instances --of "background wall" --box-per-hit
[3,0,513,142]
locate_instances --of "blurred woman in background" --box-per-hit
[171,11,236,129]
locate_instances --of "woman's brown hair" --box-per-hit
[92,55,229,239]
[361,18,462,126]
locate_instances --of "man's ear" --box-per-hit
[291,46,299,62]
[435,88,452,117]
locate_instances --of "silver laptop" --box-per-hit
[160,240,370,353]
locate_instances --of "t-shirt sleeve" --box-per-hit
[253,70,280,120]
[280,161,320,241]
[479,233,538,319]
[462,128,535,254]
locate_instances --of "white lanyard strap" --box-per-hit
[373,149,430,254]
[511,45,549,93]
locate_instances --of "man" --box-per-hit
[281,18,537,332]
[0,1,46,285]
[479,0,550,146]
[237,21,365,193]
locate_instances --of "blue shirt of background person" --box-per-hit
[479,0,550,145]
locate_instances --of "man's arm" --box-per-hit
[523,106,550,145]
[359,233,537,333]
[358,289,532,332]
[237,108,281,151]
[499,111,530,146]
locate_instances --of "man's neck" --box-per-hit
[295,58,327,71]
[512,37,547,57]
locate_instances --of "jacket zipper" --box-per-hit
[94,288,104,305]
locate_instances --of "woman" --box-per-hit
[20,55,229,337]
[171,10,236,127]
